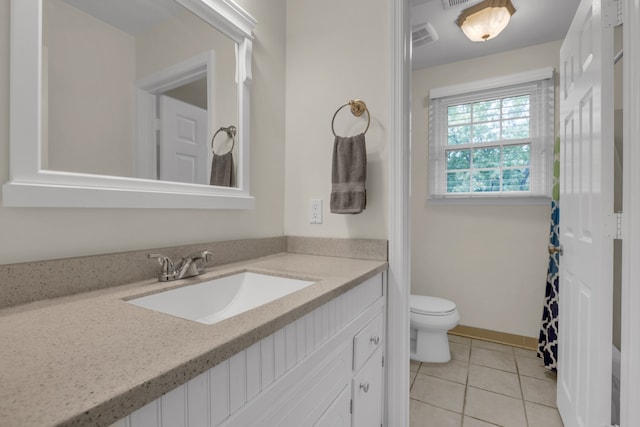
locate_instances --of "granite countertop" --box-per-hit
[0,252,387,427]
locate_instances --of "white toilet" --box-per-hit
[410,294,460,363]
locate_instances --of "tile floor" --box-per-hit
[410,335,564,427]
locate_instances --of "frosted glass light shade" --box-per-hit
[456,0,516,42]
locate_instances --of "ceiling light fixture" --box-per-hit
[456,0,516,42]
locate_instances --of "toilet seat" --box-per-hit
[410,295,456,316]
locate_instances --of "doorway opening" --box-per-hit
[134,51,215,184]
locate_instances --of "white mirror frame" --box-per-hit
[3,0,256,209]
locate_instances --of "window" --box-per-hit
[428,68,555,203]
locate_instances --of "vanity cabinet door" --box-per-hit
[313,384,351,427]
[352,346,384,427]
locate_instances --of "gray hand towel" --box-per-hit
[210,152,235,187]
[330,133,367,214]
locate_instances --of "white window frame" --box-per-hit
[428,67,555,204]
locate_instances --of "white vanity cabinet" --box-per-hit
[111,272,385,427]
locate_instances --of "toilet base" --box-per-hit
[411,329,451,363]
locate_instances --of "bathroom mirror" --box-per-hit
[4,0,256,208]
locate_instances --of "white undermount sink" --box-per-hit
[127,272,315,325]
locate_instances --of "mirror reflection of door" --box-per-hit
[159,95,208,185]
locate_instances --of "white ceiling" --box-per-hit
[62,0,183,36]
[411,0,581,70]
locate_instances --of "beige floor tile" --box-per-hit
[410,370,418,388]
[448,334,472,345]
[450,342,471,362]
[470,347,517,373]
[516,354,554,381]
[464,387,527,427]
[463,416,500,426]
[472,339,516,354]
[410,399,462,427]
[468,364,521,398]
[520,376,557,408]
[419,359,469,384]
[411,373,466,413]
[525,401,564,427]
[411,359,421,373]
[514,347,539,359]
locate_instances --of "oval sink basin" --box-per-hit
[127,272,315,325]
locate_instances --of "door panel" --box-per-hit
[159,95,208,184]
[558,0,614,426]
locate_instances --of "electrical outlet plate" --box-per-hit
[310,199,322,224]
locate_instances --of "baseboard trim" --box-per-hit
[449,325,538,350]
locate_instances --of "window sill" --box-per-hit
[426,195,551,206]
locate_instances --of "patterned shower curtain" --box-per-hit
[538,137,561,371]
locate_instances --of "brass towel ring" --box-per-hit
[211,125,236,155]
[331,99,370,137]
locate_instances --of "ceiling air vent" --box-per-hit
[412,23,438,48]
[441,0,471,9]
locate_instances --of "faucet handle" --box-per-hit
[147,253,175,279]
[148,253,173,265]
[190,250,213,274]
[186,250,213,263]
[200,250,213,263]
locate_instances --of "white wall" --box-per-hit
[43,0,135,177]
[284,0,389,239]
[0,0,287,264]
[411,40,562,338]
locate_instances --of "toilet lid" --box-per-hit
[410,295,457,316]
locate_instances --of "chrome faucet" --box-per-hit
[147,250,213,282]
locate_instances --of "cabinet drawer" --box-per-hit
[353,312,383,371]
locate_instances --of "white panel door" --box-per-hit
[558,0,614,426]
[159,95,208,184]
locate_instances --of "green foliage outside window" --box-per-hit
[445,94,532,193]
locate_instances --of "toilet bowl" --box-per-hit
[410,294,459,363]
